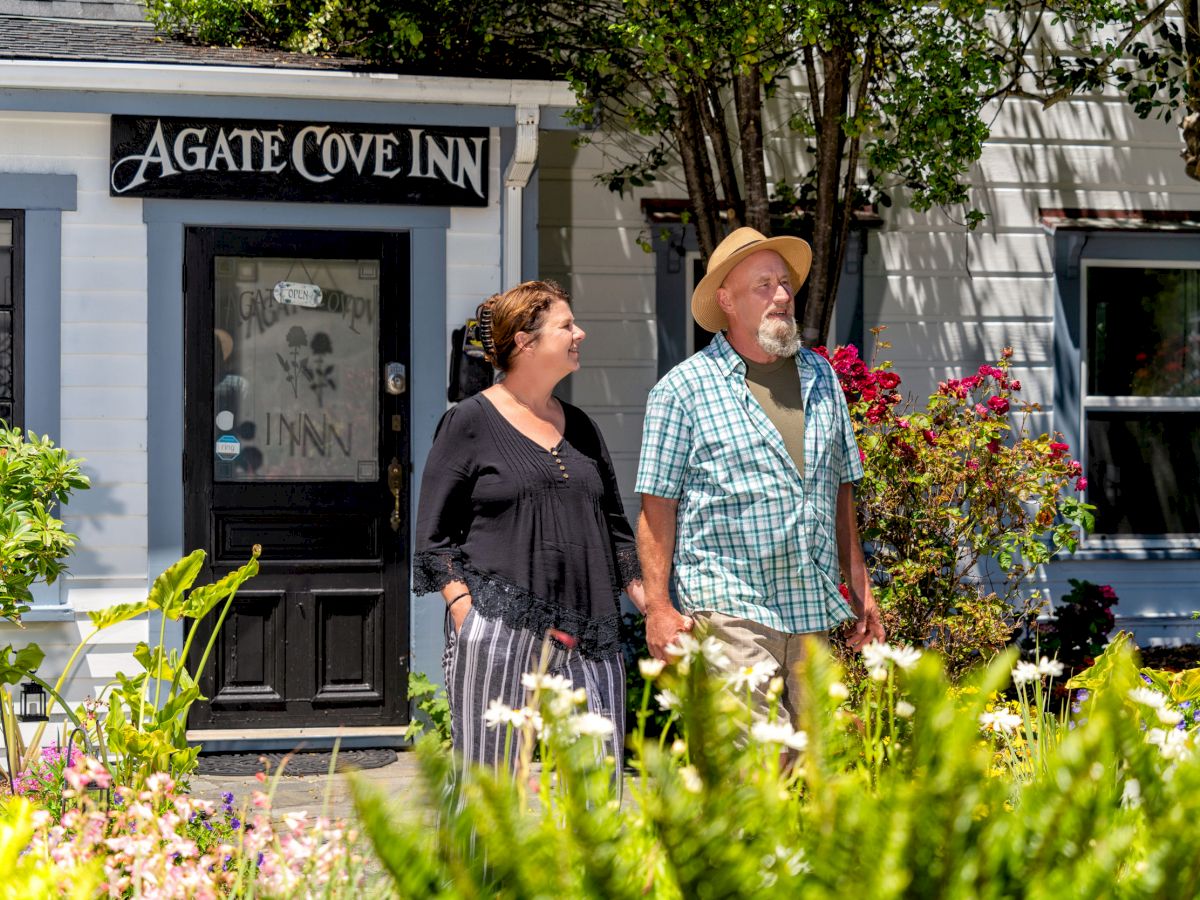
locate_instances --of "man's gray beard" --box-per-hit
[757,316,800,357]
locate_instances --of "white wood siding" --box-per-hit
[539,131,669,513]
[0,114,508,720]
[868,93,1200,642]
[546,90,1200,643]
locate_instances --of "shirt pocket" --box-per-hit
[804,388,839,476]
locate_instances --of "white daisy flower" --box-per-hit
[726,659,779,693]
[679,765,703,793]
[1146,727,1192,761]
[1128,687,1167,709]
[521,672,574,694]
[699,636,732,670]
[1011,661,1040,686]
[1120,778,1141,810]
[483,699,515,728]
[638,658,665,680]
[1036,656,1064,678]
[570,712,615,738]
[869,666,888,682]
[656,689,681,711]
[828,681,850,701]
[888,645,922,670]
[895,700,916,718]
[979,710,1022,733]
[751,721,809,751]
[665,634,700,658]
[1157,707,1184,726]
[861,641,889,671]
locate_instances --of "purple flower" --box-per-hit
[1075,689,1090,701]
[222,791,234,805]
[1180,701,1192,710]
[231,817,242,830]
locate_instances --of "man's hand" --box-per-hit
[645,605,694,661]
[846,598,885,651]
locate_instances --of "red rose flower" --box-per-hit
[986,396,1010,414]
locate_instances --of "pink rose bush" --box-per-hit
[815,335,1094,674]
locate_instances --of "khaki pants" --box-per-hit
[693,611,826,726]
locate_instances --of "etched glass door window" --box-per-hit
[213,256,379,482]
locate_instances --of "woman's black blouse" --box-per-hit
[413,394,641,659]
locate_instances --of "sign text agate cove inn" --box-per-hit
[109,115,490,206]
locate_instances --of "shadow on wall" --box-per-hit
[58,473,132,579]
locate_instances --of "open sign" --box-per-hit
[273,282,323,308]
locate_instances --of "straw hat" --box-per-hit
[691,227,812,333]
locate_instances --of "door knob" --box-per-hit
[387,457,403,532]
[385,362,406,395]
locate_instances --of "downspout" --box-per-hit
[503,105,540,288]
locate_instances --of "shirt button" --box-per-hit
[562,473,569,479]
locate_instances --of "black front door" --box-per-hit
[184,228,410,729]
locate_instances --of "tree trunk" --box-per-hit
[1184,0,1200,181]
[675,85,723,260]
[801,47,851,346]
[698,79,744,229]
[735,66,770,234]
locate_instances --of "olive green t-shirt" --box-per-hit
[738,352,805,477]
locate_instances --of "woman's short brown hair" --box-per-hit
[477,280,571,372]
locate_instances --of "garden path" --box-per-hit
[188,752,424,822]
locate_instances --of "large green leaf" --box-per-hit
[147,549,206,619]
[1066,631,1141,700]
[88,600,150,631]
[182,551,260,620]
[0,642,45,685]
[132,641,177,681]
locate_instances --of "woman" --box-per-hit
[414,280,645,770]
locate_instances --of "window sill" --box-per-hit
[1069,545,1200,561]
[18,605,77,623]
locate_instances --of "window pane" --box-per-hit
[1087,411,1200,534]
[0,309,11,404]
[0,220,10,248]
[0,248,10,308]
[213,256,379,482]
[1088,266,1200,397]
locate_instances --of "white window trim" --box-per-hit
[1080,258,1200,551]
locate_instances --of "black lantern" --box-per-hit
[19,682,48,722]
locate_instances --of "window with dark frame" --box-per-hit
[1084,263,1200,537]
[0,212,22,429]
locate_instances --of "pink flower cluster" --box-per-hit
[24,758,365,898]
[13,742,83,795]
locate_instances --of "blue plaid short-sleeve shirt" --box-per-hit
[635,331,864,634]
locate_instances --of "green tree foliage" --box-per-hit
[142,0,1184,344]
[0,426,89,623]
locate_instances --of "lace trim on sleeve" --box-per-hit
[462,566,623,660]
[412,549,468,595]
[615,543,642,590]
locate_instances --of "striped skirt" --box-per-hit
[442,606,626,772]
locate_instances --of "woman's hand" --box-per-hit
[451,596,473,633]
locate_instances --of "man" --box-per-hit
[635,226,884,722]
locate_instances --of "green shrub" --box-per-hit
[818,339,1094,675]
[0,426,89,623]
[1023,579,1119,670]
[355,635,1200,898]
